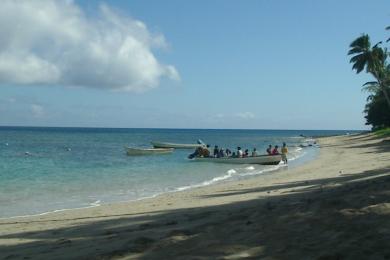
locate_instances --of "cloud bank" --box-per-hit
[0,0,179,91]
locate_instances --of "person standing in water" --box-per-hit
[281,142,288,164]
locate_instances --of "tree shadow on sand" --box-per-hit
[320,134,390,155]
[1,163,390,259]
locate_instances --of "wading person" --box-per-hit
[281,142,288,164]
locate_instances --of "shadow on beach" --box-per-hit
[1,169,390,259]
[320,133,390,155]
[1,138,390,259]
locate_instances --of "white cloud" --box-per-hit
[0,0,179,91]
[235,112,255,119]
[212,112,256,120]
[31,104,45,118]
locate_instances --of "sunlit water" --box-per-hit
[0,127,359,218]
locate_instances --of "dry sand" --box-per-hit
[1,133,390,259]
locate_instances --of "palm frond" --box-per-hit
[349,34,370,50]
[366,94,374,102]
[363,81,379,86]
[372,41,383,48]
[372,45,387,63]
[362,81,380,93]
[350,53,368,73]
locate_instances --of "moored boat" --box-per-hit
[126,147,174,156]
[190,154,282,165]
[151,141,205,149]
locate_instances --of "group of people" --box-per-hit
[212,145,258,158]
[266,143,288,164]
[188,143,288,164]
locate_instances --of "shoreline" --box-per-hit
[0,144,317,221]
[1,133,389,259]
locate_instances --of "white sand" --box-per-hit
[1,133,390,259]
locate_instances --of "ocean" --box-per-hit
[0,127,359,218]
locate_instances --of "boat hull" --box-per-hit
[126,147,174,156]
[191,155,282,165]
[151,141,204,149]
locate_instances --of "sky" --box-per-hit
[0,0,389,130]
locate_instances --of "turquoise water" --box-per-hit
[0,127,358,218]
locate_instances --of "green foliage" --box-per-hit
[348,27,390,129]
[362,81,380,93]
[348,35,386,75]
[374,127,390,137]
[348,34,372,73]
[364,93,390,129]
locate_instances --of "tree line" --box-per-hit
[348,27,390,130]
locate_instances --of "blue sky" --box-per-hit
[0,0,389,130]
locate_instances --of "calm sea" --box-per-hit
[0,127,359,218]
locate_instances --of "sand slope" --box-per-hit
[1,133,390,259]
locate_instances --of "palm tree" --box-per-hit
[348,34,390,109]
[362,81,381,93]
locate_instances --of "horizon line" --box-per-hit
[0,125,367,132]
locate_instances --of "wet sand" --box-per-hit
[1,133,390,259]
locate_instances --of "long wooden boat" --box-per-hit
[151,141,204,149]
[190,154,282,165]
[126,147,174,156]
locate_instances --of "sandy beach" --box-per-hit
[1,133,390,259]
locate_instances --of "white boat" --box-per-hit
[126,147,174,156]
[190,154,282,165]
[151,141,205,149]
